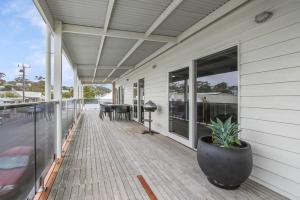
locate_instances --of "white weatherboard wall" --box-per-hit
[116,0,300,199]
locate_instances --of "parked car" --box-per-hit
[0,146,34,199]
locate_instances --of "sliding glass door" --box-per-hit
[138,78,144,123]
[133,82,138,119]
[195,47,238,147]
[169,67,189,139]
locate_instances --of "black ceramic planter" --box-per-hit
[197,136,253,189]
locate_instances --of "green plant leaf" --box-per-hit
[207,117,240,148]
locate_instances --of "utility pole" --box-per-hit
[18,64,31,102]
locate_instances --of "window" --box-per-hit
[169,67,189,139]
[195,47,238,146]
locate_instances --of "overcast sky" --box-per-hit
[0,0,73,86]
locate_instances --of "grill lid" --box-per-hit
[144,100,157,112]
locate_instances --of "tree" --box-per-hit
[14,76,29,83]
[30,80,45,92]
[84,86,96,99]
[213,82,232,94]
[94,85,111,96]
[62,90,73,99]
[197,81,212,93]
[0,92,18,98]
[0,72,6,84]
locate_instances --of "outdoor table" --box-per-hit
[100,103,131,120]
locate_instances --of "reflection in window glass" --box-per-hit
[195,47,238,147]
[169,67,189,139]
[0,156,29,169]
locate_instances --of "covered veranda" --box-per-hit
[47,109,287,200]
[28,0,300,200]
[34,0,250,161]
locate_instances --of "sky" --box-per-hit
[0,0,74,86]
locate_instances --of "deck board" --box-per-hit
[48,110,288,200]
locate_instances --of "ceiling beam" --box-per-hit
[103,0,183,82]
[92,0,115,83]
[177,0,249,43]
[80,77,113,83]
[78,65,133,70]
[62,24,177,43]
[104,39,144,80]
[145,0,182,37]
[118,0,249,81]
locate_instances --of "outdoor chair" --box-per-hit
[115,105,130,120]
[99,104,113,120]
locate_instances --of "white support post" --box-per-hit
[81,84,84,99]
[45,27,51,101]
[73,66,78,119]
[79,81,82,99]
[54,21,63,159]
[77,77,80,99]
[80,83,84,109]
[189,61,196,148]
[73,66,78,99]
[78,81,83,109]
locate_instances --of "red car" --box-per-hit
[0,146,34,200]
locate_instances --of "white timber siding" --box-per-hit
[116,0,300,199]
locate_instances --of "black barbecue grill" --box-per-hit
[143,100,157,134]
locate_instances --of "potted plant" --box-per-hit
[197,117,252,189]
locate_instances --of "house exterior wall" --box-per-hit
[115,0,300,199]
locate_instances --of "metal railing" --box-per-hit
[0,99,83,200]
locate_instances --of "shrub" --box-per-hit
[208,117,241,148]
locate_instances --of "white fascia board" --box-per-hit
[33,0,54,33]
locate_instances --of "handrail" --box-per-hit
[0,100,59,110]
[0,99,86,110]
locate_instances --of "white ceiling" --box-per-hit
[38,0,238,83]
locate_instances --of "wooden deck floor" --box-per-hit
[48,110,288,200]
